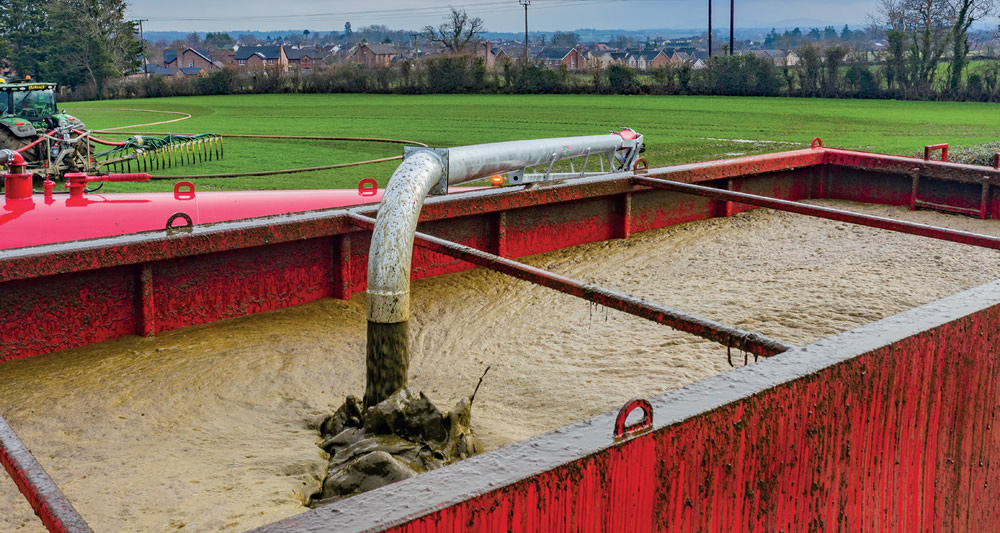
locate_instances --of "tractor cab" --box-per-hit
[0,80,60,124]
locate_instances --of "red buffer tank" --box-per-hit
[0,167,395,250]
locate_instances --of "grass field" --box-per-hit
[63,93,1000,193]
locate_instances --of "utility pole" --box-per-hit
[136,19,149,77]
[707,0,712,57]
[729,0,734,55]
[520,0,530,63]
[410,33,420,59]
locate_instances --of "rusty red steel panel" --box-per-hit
[3,147,999,363]
[1,415,92,532]
[254,279,1000,533]
[823,165,914,206]
[642,148,825,184]
[0,267,138,362]
[635,176,1000,250]
[151,239,333,334]
[822,148,1000,185]
[0,212,353,284]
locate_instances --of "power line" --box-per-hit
[135,0,663,26]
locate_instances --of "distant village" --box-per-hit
[135,24,974,79]
[5,12,995,103]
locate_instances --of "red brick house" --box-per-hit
[631,50,669,71]
[286,47,321,71]
[351,43,398,67]
[233,45,288,71]
[164,48,217,70]
[476,41,509,69]
[534,47,584,70]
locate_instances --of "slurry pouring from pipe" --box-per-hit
[315,131,644,502]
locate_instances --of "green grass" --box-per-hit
[62,93,1000,193]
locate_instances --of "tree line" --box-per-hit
[82,51,1000,104]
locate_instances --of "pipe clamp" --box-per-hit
[403,147,449,195]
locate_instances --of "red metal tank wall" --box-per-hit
[4,147,999,363]
[261,280,1000,532]
[389,300,1000,530]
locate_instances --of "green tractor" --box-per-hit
[0,77,223,179]
[0,79,94,174]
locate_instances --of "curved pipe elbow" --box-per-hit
[0,149,27,168]
[366,150,445,324]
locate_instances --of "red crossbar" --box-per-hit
[634,176,1000,250]
[0,415,92,532]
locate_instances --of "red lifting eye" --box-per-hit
[358,178,378,197]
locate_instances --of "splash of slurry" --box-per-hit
[364,321,409,408]
[314,390,481,504]
[313,320,482,504]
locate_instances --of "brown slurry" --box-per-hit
[1,200,999,532]
[364,321,410,408]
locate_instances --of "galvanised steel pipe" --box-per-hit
[635,176,1000,251]
[446,134,632,182]
[366,150,446,325]
[365,132,639,407]
[352,213,793,358]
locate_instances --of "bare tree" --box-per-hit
[872,0,995,94]
[423,8,485,54]
[946,0,995,92]
[872,0,952,93]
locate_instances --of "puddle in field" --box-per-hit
[2,200,1000,532]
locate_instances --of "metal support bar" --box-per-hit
[614,192,632,239]
[635,176,1000,251]
[135,263,155,337]
[1,415,93,533]
[333,234,352,301]
[924,143,949,162]
[981,183,991,220]
[349,213,793,358]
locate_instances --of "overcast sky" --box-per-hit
[126,0,879,34]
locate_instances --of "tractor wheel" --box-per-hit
[0,127,38,163]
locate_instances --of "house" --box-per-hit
[233,45,288,70]
[476,42,509,69]
[174,67,206,77]
[688,51,710,69]
[534,47,584,70]
[586,50,612,68]
[145,65,175,76]
[633,50,669,71]
[587,50,629,69]
[286,47,322,72]
[351,43,398,67]
[668,51,689,66]
[164,48,216,70]
[750,49,795,66]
